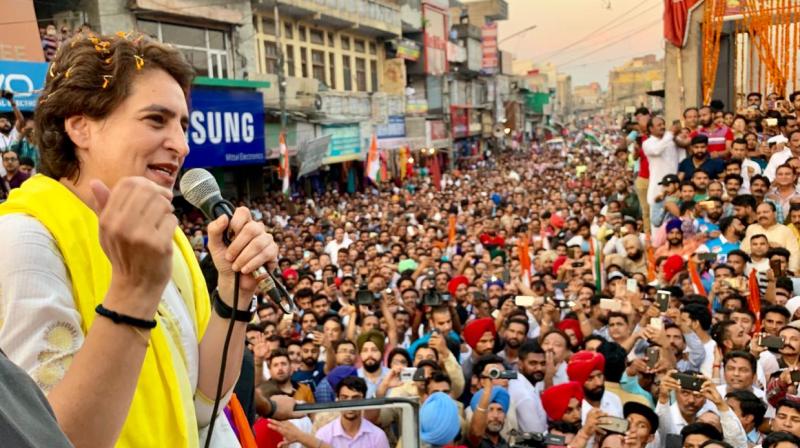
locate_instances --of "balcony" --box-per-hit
[271,0,402,38]
[250,73,320,113]
[399,0,422,32]
[460,0,508,23]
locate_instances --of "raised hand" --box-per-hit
[91,177,177,318]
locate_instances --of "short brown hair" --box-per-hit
[268,348,290,366]
[35,32,194,180]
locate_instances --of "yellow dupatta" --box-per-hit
[0,174,210,447]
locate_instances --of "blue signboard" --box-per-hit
[0,60,48,112]
[185,87,265,168]
[376,115,406,139]
[320,123,361,163]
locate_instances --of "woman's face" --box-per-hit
[71,68,189,191]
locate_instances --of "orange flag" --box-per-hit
[645,236,656,282]
[748,270,762,333]
[518,237,532,285]
[448,215,456,245]
[226,393,257,448]
[687,258,707,299]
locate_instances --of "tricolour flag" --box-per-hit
[366,133,380,185]
[279,132,290,195]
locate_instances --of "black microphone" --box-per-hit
[179,168,294,314]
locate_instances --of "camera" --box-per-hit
[487,367,517,380]
[422,289,450,306]
[508,430,565,448]
[355,282,379,305]
[0,90,13,101]
[421,269,449,306]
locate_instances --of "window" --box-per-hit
[300,47,308,78]
[369,42,376,55]
[298,26,307,41]
[370,60,378,92]
[209,30,225,50]
[137,20,231,78]
[138,20,158,39]
[341,36,350,50]
[283,22,293,39]
[328,53,336,89]
[312,50,325,82]
[327,32,334,47]
[310,28,324,45]
[263,41,278,74]
[343,55,352,91]
[354,39,365,53]
[285,44,295,76]
[261,17,275,35]
[355,57,366,91]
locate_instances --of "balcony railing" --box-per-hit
[277,0,401,37]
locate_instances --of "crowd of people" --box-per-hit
[177,93,800,448]
[6,30,800,448]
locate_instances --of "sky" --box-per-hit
[497,0,665,88]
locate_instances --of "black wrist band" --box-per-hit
[95,304,157,329]
[212,289,255,322]
[265,398,277,419]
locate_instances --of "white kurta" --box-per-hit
[643,131,681,205]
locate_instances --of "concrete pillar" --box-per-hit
[664,8,703,122]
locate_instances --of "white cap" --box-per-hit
[768,134,789,145]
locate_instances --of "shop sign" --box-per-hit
[185,87,265,168]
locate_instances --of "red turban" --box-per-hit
[541,381,584,421]
[448,275,469,296]
[479,233,506,249]
[567,350,606,384]
[550,213,565,229]
[282,268,298,279]
[552,255,567,276]
[557,319,583,347]
[663,255,684,282]
[463,317,496,350]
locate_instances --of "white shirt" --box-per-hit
[701,339,718,378]
[509,374,548,433]
[0,127,18,151]
[656,399,718,435]
[740,158,763,191]
[324,238,352,266]
[643,131,681,205]
[580,389,624,423]
[764,147,794,182]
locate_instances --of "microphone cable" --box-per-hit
[204,271,240,448]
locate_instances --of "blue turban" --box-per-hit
[326,366,357,390]
[491,193,502,205]
[666,218,683,233]
[470,387,510,414]
[420,392,460,446]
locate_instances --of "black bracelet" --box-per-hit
[265,397,277,419]
[95,304,157,329]
[212,289,255,322]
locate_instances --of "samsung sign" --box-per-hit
[0,60,48,112]
[184,87,265,168]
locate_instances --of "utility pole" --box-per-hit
[275,0,287,132]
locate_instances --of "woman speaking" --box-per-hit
[0,33,287,447]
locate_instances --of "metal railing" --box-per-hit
[295,397,420,448]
